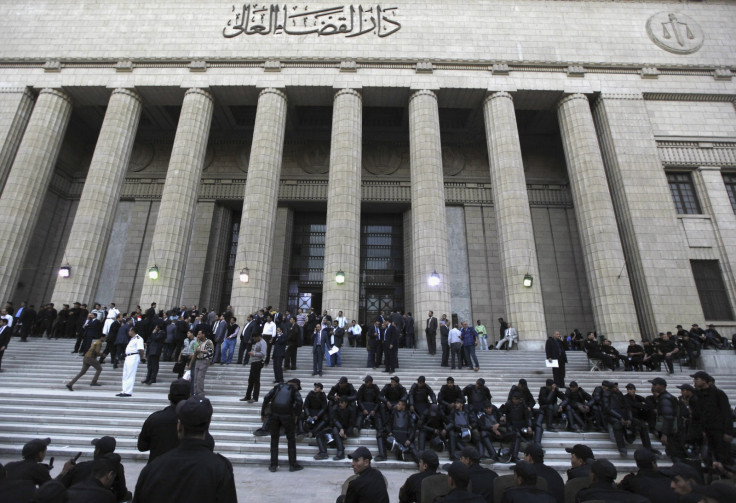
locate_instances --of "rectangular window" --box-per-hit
[667,172,701,214]
[724,173,736,214]
[691,260,735,321]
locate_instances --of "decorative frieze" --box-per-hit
[658,141,736,167]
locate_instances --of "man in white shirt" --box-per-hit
[261,315,276,366]
[448,324,463,369]
[103,303,120,336]
[1,308,13,327]
[496,322,518,350]
[347,320,362,347]
[118,326,145,397]
[335,311,348,329]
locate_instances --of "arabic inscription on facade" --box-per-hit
[223,4,401,38]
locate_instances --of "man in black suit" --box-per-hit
[425,311,438,355]
[238,314,257,365]
[0,317,11,371]
[79,313,103,355]
[384,321,399,373]
[366,320,381,368]
[545,331,567,388]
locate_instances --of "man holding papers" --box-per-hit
[545,331,567,388]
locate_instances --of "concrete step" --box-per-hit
[0,338,729,479]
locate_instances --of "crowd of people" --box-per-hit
[2,300,736,502]
[1,371,735,502]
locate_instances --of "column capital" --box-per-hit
[333,88,362,102]
[483,91,513,106]
[110,88,143,104]
[39,88,73,106]
[184,87,214,102]
[258,88,287,101]
[556,93,590,110]
[409,89,437,104]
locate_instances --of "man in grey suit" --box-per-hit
[425,311,438,355]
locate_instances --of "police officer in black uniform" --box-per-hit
[499,392,532,462]
[445,398,480,462]
[437,376,462,415]
[380,375,408,416]
[602,382,655,457]
[356,375,383,433]
[3,438,75,489]
[463,378,492,415]
[329,397,356,461]
[383,399,419,462]
[262,377,304,472]
[408,375,436,418]
[133,396,236,502]
[302,382,329,439]
[418,403,447,453]
[560,381,592,432]
[137,379,214,463]
[475,401,503,460]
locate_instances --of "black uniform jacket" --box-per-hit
[344,466,389,503]
[132,438,236,503]
[67,478,116,503]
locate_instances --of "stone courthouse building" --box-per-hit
[0,1,734,348]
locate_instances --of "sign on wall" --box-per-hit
[224,4,401,38]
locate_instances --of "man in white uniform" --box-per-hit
[118,326,144,397]
[103,302,120,336]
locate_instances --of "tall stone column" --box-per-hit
[0,87,35,195]
[139,88,214,309]
[0,89,72,302]
[51,88,143,306]
[231,88,288,318]
[556,94,638,342]
[695,166,736,306]
[409,90,451,348]
[593,94,702,337]
[483,91,547,343]
[322,89,362,321]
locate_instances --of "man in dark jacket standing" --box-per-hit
[263,378,303,472]
[142,324,165,385]
[425,311,438,356]
[133,396,236,502]
[545,331,567,388]
[691,370,734,464]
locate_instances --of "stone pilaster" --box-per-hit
[51,88,142,306]
[231,88,288,318]
[409,90,451,347]
[180,201,216,308]
[322,89,362,321]
[268,207,294,311]
[0,89,72,302]
[593,93,702,336]
[140,88,214,309]
[483,91,547,343]
[556,94,638,342]
[694,167,736,309]
[0,87,34,195]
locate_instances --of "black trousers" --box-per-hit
[273,355,284,384]
[245,361,264,400]
[426,332,436,355]
[441,340,449,366]
[270,413,297,467]
[238,340,252,365]
[552,362,565,388]
[145,354,160,382]
[285,345,297,370]
[384,346,396,373]
[374,342,384,368]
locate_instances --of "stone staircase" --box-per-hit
[1,339,733,475]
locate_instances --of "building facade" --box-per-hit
[0,1,734,348]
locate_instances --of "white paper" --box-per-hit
[328,345,340,355]
[546,359,559,368]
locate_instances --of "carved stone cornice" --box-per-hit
[657,141,736,168]
[54,175,574,209]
